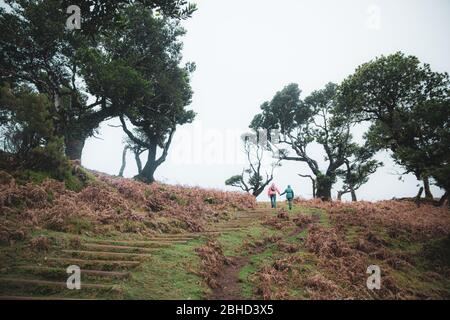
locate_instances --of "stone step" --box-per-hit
[190,230,247,235]
[61,250,151,261]
[0,277,122,294]
[204,227,248,232]
[148,233,200,238]
[146,236,196,241]
[17,266,130,280]
[214,223,253,227]
[87,239,187,247]
[81,243,157,254]
[45,257,140,270]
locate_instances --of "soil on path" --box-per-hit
[208,239,268,300]
[208,256,249,300]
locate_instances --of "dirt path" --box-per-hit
[208,256,249,300]
[209,237,268,300]
[209,241,269,299]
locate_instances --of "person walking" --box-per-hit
[267,183,281,208]
[281,185,295,210]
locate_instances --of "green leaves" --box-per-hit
[0,82,61,170]
[1,1,197,164]
[225,175,246,189]
[250,81,365,200]
[336,144,382,195]
[112,6,195,182]
[338,52,450,194]
[337,52,449,123]
[251,84,301,134]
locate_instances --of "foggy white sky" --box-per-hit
[83,0,450,201]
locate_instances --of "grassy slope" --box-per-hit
[209,201,449,300]
[233,203,329,299]
[2,201,449,300]
[1,169,449,299]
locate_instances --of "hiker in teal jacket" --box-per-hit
[280,185,295,210]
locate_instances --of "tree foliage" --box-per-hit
[0,0,196,162]
[336,144,382,201]
[0,83,67,175]
[251,83,370,200]
[111,5,195,183]
[225,131,281,197]
[338,52,450,202]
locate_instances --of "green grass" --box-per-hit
[0,203,330,300]
[216,225,280,257]
[238,245,277,298]
[0,229,209,299]
[229,204,328,299]
[121,239,207,299]
[12,166,95,192]
[4,200,448,300]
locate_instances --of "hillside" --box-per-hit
[0,168,449,300]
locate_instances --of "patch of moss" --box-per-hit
[17,170,52,185]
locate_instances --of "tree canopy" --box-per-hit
[250,82,378,200]
[0,0,196,162]
[0,0,196,184]
[338,52,450,202]
[111,5,195,182]
[226,130,281,197]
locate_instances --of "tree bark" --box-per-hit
[438,191,449,207]
[134,150,143,174]
[415,187,424,207]
[423,176,433,200]
[350,188,357,201]
[316,180,332,201]
[298,174,316,198]
[252,177,273,198]
[338,189,354,201]
[135,142,158,183]
[252,188,264,198]
[312,179,316,198]
[118,146,128,177]
[65,137,86,161]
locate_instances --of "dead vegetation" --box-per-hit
[195,240,232,289]
[0,169,256,244]
[1,167,449,300]
[237,199,450,300]
[296,199,450,299]
[253,255,305,300]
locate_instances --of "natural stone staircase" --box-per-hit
[0,209,273,300]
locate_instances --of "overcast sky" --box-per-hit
[83,0,450,201]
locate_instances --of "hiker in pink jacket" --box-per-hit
[267,183,281,208]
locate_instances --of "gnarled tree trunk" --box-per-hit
[118,146,128,177]
[134,150,143,174]
[438,191,449,207]
[316,181,332,201]
[423,176,433,200]
[415,187,424,207]
[350,188,357,201]
[316,174,333,201]
[135,143,158,183]
[298,174,316,198]
[65,137,86,161]
[337,189,357,201]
